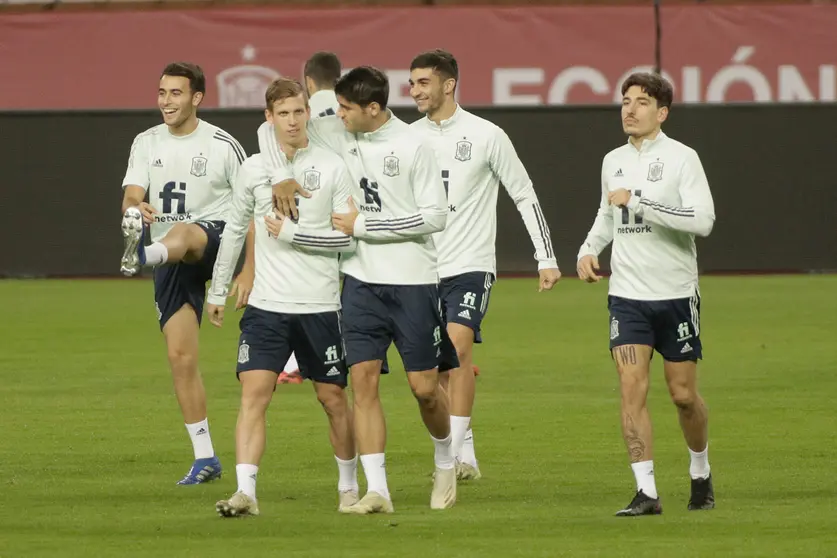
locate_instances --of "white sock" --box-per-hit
[335,455,359,493]
[432,433,455,470]
[236,464,259,500]
[185,419,215,459]
[631,460,658,499]
[284,352,299,373]
[689,443,711,479]
[450,416,470,462]
[458,428,478,468]
[144,242,168,266]
[359,453,390,500]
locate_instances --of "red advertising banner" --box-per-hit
[0,5,835,109]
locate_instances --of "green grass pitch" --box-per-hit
[1,275,835,557]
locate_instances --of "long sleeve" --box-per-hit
[353,142,448,240]
[490,127,558,270]
[626,149,715,237]
[577,163,615,260]
[207,165,256,306]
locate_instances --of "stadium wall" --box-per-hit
[1,104,835,278]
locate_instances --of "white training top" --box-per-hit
[207,148,356,314]
[258,111,448,285]
[411,105,558,278]
[577,131,716,301]
[121,119,245,242]
[309,90,339,119]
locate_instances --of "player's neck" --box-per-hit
[366,110,391,133]
[629,127,661,150]
[427,99,457,125]
[280,137,309,161]
[168,115,199,137]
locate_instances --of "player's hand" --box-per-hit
[206,303,225,327]
[272,179,310,221]
[264,211,285,239]
[608,188,632,207]
[538,268,561,292]
[332,197,360,235]
[230,266,254,310]
[577,255,601,283]
[137,202,158,224]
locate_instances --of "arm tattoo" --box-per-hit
[623,414,646,462]
[617,345,637,366]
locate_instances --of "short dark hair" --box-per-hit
[409,49,459,83]
[621,72,673,109]
[334,66,389,110]
[265,77,306,111]
[161,62,206,95]
[304,51,342,89]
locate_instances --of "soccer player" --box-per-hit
[303,51,342,118]
[276,51,345,385]
[259,66,460,514]
[207,77,359,517]
[576,72,716,516]
[408,49,561,480]
[120,62,252,485]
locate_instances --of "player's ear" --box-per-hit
[657,106,669,124]
[264,108,273,124]
[367,102,381,117]
[444,78,456,96]
[192,91,203,108]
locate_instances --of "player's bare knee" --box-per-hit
[317,385,348,417]
[669,387,698,410]
[408,371,439,402]
[166,345,197,376]
[349,366,380,406]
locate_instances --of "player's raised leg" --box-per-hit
[121,218,214,276]
[163,303,222,485]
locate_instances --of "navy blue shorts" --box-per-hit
[153,220,225,330]
[340,274,459,373]
[235,306,348,386]
[439,271,496,343]
[608,293,703,362]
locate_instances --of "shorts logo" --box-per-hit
[155,302,162,321]
[681,342,693,354]
[433,326,442,347]
[455,139,472,162]
[647,161,664,182]
[676,321,693,341]
[461,292,476,310]
[191,156,208,177]
[326,366,340,377]
[610,318,619,340]
[458,309,472,320]
[324,345,340,365]
[238,342,250,364]
[383,155,400,177]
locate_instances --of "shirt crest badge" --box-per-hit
[383,155,400,177]
[647,161,664,182]
[302,169,321,191]
[455,140,472,162]
[190,156,208,177]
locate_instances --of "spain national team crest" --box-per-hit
[191,156,208,177]
[383,155,400,177]
[455,140,472,162]
[610,318,620,340]
[302,169,321,191]
[647,161,664,182]
[238,342,250,364]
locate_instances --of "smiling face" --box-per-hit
[409,67,451,115]
[157,75,202,130]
